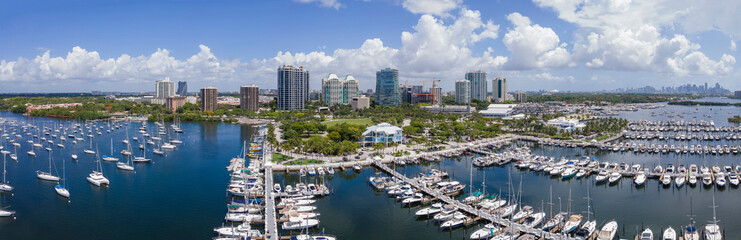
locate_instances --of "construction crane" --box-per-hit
[422,78,441,105]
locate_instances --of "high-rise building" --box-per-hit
[492,77,507,103]
[321,74,358,105]
[240,84,259,111]
[466,70,487,101]
[166,96,186,112]
[277,65,310,110]
[735,90,741,98]
[176,81,188,96]
[514,91,527,103]
[155,77,175,99]
[375,68,400,106]
[431,86,442,105]
[455,80,471,104]
[200,86,218,112]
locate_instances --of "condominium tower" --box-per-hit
[321,74,359,105]
[200,86,218,112]
[277,65,310,110]
[492,77,507,103]
[466,70,487,101]
[240,84,260,111]
[375,68,400,106]
[155,77,175,99]
[176,81,188,96]
[455,80,471,104]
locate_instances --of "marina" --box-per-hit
[0,98,740,239]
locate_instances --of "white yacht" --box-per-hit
[563,214,583,233]
[663,227,676,240]
[282,218,319,230]
[639,228,653,240]
[36,152,59,181]
[597,220,618,240]
[87,152,110,187]
[470,223,499,240]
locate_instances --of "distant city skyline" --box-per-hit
[1,0,739,93]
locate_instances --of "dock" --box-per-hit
[263,146,279,239]
[371,161,575,240]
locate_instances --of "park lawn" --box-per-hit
[285,159,324,165]
[321,118,373,127]
[272,153,293,163]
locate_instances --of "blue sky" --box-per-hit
[1,0,739,93]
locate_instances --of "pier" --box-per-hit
[263,143,279,239]
[371,161,576,240]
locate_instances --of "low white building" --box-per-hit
[546,117,586,132]
[362,123,403,146]
[479,104,517,118]
[422,105,473,115]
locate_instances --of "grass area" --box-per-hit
[592,134,613,141]
[321,118,373,127]
[285,159,324,165]
[272,153,293,163]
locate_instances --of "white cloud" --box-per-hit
[402,0,462,17]
[533,0,736,76]
[0,45,242,91]
[731,40,737,51]
[502,12,573,70]
[294,0,342,10]
[0,9,506,91]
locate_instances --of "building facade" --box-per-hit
[466,70,487,101]
[200,86,218,112]
[240,84,260,111]
[176,81,188,96]
[455,80,471,104]
[166,96,186,112]
[362,123,403,146]
[375,68,400,106]
[321,74,358,105]
[432,86,442,105]
[736,91,741,98]
[514,91,527,103]
[155,77,175,99]
[351,96,370,111]
[492,77,507,103]
[277,65,310,110]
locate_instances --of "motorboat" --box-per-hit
[639,228,653,240]
[282,218,319,230]
[213,223,263,238]
[596,220,618,240]
[522,212,545,228]
[634,172,646,186]
[87,171,109,186]
[663,227,676,240]
[608,172,621,184]
[470,223,499,240]
[415,203,443,217]
[440,213,471,229]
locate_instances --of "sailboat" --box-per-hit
[133,140,151,163]
[684,199,700,240]
[117,135,135,171]
[0,196,14,217]
[71,141,78,160]
[9,144,17,161]
[87,146,110,186]
[55,156,70,198]
[0,153,13,192]
[83,135,95,154]
[704,189,722,240]
[102,139,119,161]
[36,150,60,181]
[574,186,596,239]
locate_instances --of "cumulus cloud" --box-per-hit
[0,45,242,91]
[0,9,506,91]
[293,0,342,9]
[402,0,462,17]
[533,0,736,76]
[502,12,573,70]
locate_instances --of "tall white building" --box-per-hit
[155,77,176,99]
[455,80,471,104]
[492,77,507,103]
[277,65,310,110]
[321,74,358,105]
[466,70,487,101]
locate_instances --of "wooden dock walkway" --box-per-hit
[263,147,279,239]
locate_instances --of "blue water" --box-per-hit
[0,112,253,239]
